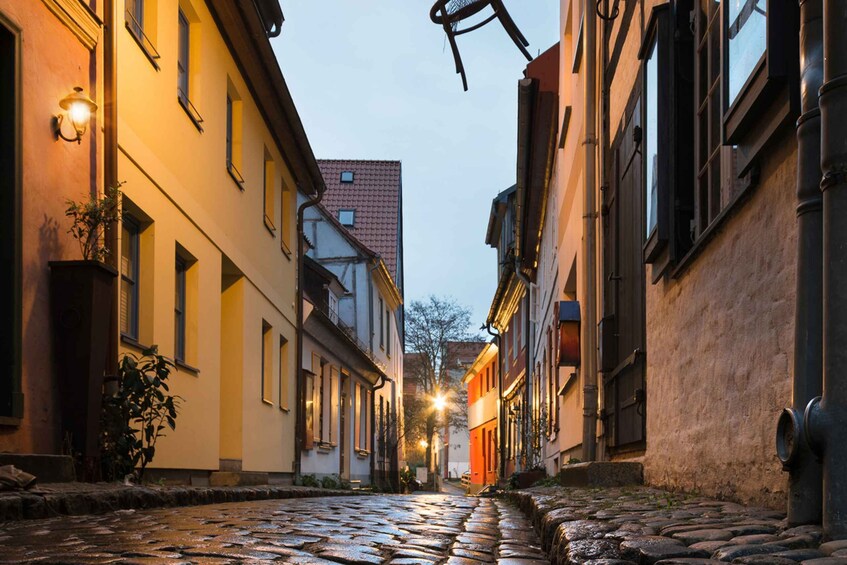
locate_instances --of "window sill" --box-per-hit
[177,92,204,133]
[175,359,200,375]
[0,416,22,428]
[671,167,759,279]
[262,399,274,407]
[281,239,292,260]
[279,406,290,413]
[264,216,276,237]
[121,334,153,353]
[125,21,161,70]
[355,449,370,459]
[227,162,245,190]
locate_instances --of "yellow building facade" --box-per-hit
[116,0,322,480]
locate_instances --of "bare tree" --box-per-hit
[404,295,482,480]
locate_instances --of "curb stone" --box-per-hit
[0,483,367,522]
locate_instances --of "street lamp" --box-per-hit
[53,87,97,144]
[419,439,428,449]
[433,393,447,412]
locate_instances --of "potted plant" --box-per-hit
[49,186,121,479]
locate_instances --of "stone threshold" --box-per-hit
[0,482,366,522]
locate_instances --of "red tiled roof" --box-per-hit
[317,159,402,287]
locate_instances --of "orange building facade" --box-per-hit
[463,342,499,493]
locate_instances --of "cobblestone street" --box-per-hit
[0,493,548,564]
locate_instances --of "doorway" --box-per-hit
[0,19,19,419]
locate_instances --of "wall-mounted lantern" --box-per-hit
[53,87,97,144]
[558,300,581,366]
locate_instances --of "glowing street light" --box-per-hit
[419,439,429,449]
[433,394,447,412]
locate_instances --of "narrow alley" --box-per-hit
[0,493,547,564]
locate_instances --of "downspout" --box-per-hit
[581,0,599,462]
[599,0,611,458]
[104,0,118,395]
[370,373,388,487]
[485,324,504,481]
[804,0,847,540]
[776,0,823,526]
[294,185,324,479]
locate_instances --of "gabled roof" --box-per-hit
[317,159,402,283]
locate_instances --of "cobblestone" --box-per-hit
[0,493,547,564]
[507,486,835,564]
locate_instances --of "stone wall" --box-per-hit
[643,138,797,509]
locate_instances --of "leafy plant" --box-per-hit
[101,346,182,482]
[320,475,339,489]
[64,185,121,262]
[300,474,319,487]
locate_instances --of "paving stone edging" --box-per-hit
[0,483,367,522]
[504,486,847,564]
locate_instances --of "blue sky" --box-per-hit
[274,1,560,328]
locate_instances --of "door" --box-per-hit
[602,96,647,451]
[0,21,18,418]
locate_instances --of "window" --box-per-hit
[329,367,338,443]
[263,151,276,233]
[279,337,289,410]
[378,297,384,349]
[120,216,140,340]
[640,0,796,276]
[125,0,160,66]
[262,321,273,403]
[280,179,292,253]
[174,256,187,362]
[340,171,354,183]
[312,353,322,441]
[176,6,203,130]
[225,82,244,186]
[304,370,314,449]
[386,307,391,356]
[356,384,371,451]
[177,9,189,99]
[338,209,355,226]
[328,291,339,323]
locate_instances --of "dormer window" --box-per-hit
[340,171,354,183]
[338,209,355,226]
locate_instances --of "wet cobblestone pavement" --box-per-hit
[508,486,839,564]
[0,493,548,564]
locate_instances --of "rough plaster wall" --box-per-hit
[643,139,797,510]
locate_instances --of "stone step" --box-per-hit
[209,471,269,487]
[557,461,643,487]
[0,454,75,483]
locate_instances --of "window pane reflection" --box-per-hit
[727,0,766,104]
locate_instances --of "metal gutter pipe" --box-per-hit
[485,323,505,481]
[776,0,823,526]
[804,0,847,539]
[294,187,324,480]
[581,0,599,462]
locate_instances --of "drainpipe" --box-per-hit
[775,0,823,527]
[294,186,324,479]
[514,265,533,468]
[370,373,387,488]
[581,0,599,462]
[485,323,504,481]
[804,0,847,540]
[104,0,118,402]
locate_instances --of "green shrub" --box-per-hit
[321,475,339,489]
[300,474,319,487]
[101,346,182,482]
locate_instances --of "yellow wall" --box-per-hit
[117,0,299,473]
